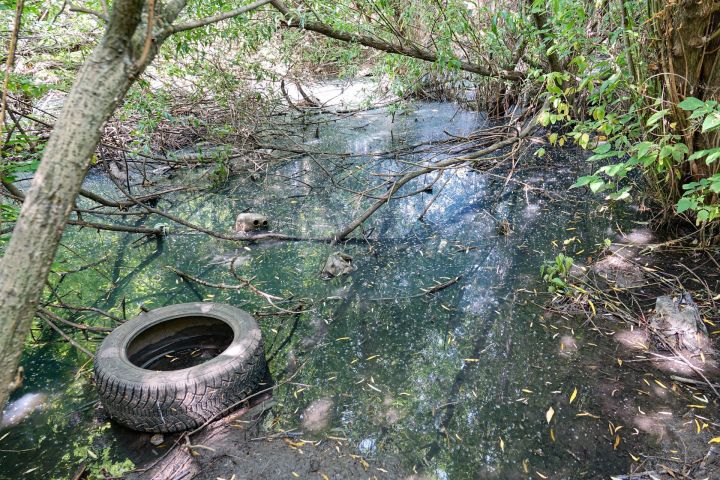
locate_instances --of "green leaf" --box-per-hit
[646,109,668,126]
[571,175,599,188]
[701,112,720,133]
[636,141,654,158]
[677,97,705,111]
[594,142,611,154]
[688,149,711,162]
[676,197,695,213]
[589,179,606,193]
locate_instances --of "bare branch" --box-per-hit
[269,0,524,81]
[162,0,273,37]
[68,4,108,22]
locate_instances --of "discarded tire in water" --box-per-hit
[94,303,266,433]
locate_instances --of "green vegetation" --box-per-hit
[0,0,717,478]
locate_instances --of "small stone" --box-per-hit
[302,398,334,433]
[149,433,164,446]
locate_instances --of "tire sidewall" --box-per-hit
[94,302,261,389]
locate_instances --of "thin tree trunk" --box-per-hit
[0,0,272,410]
[0,0,148,409]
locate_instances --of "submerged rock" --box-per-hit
[650,293,708,352]
[590,252,645,288]
[149,433,164,446]
[321,252,354,278]
[302,398,334,433]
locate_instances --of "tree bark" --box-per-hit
[0,0,147,409]
[651,0,720,182]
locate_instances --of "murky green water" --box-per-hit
[0,103,684,479]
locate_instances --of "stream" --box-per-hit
[0,102,703,479]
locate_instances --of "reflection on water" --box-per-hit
[0,102,688,479]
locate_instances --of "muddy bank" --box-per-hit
[543,227,720,479]
[127,399,406,480]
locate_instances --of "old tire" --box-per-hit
[94,303,266,433]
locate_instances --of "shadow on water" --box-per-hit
[1,102,707,479]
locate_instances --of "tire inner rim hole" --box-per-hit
[126,316,234,371]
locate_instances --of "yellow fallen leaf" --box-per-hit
[292,473,299,478]
[577,411,600,418]
[550,428,555,442]
[654,379,667,389]
[522,459,529,473]
[588,300,596,315]
[546,406,555,423]
[499,437,505,452]
[630,453,640,461]
[536,472,548,479]
[613,435,621,450]
[708,437,720,444]
[569,387,578,404]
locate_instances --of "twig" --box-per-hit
[39,314,94,357]
[0,0,23,144]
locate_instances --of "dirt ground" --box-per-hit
[125,399,408,480]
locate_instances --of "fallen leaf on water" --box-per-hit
[499,437,504,452]
[522,459,529,473]
[708,437,720,444]
[291,473,299,478]
[569,388,578,404]
[550,428,555,442]
[630,453,640,461]
[613,435,621,450]
[536,471,548,479]
[576,411,600,419]
[546,406,555,423]
[321,474,330,480]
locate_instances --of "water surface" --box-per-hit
[1,102,686,479]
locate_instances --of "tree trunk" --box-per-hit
[0,0,148,409]
[652,0,720,166]
[0,0,276,410]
